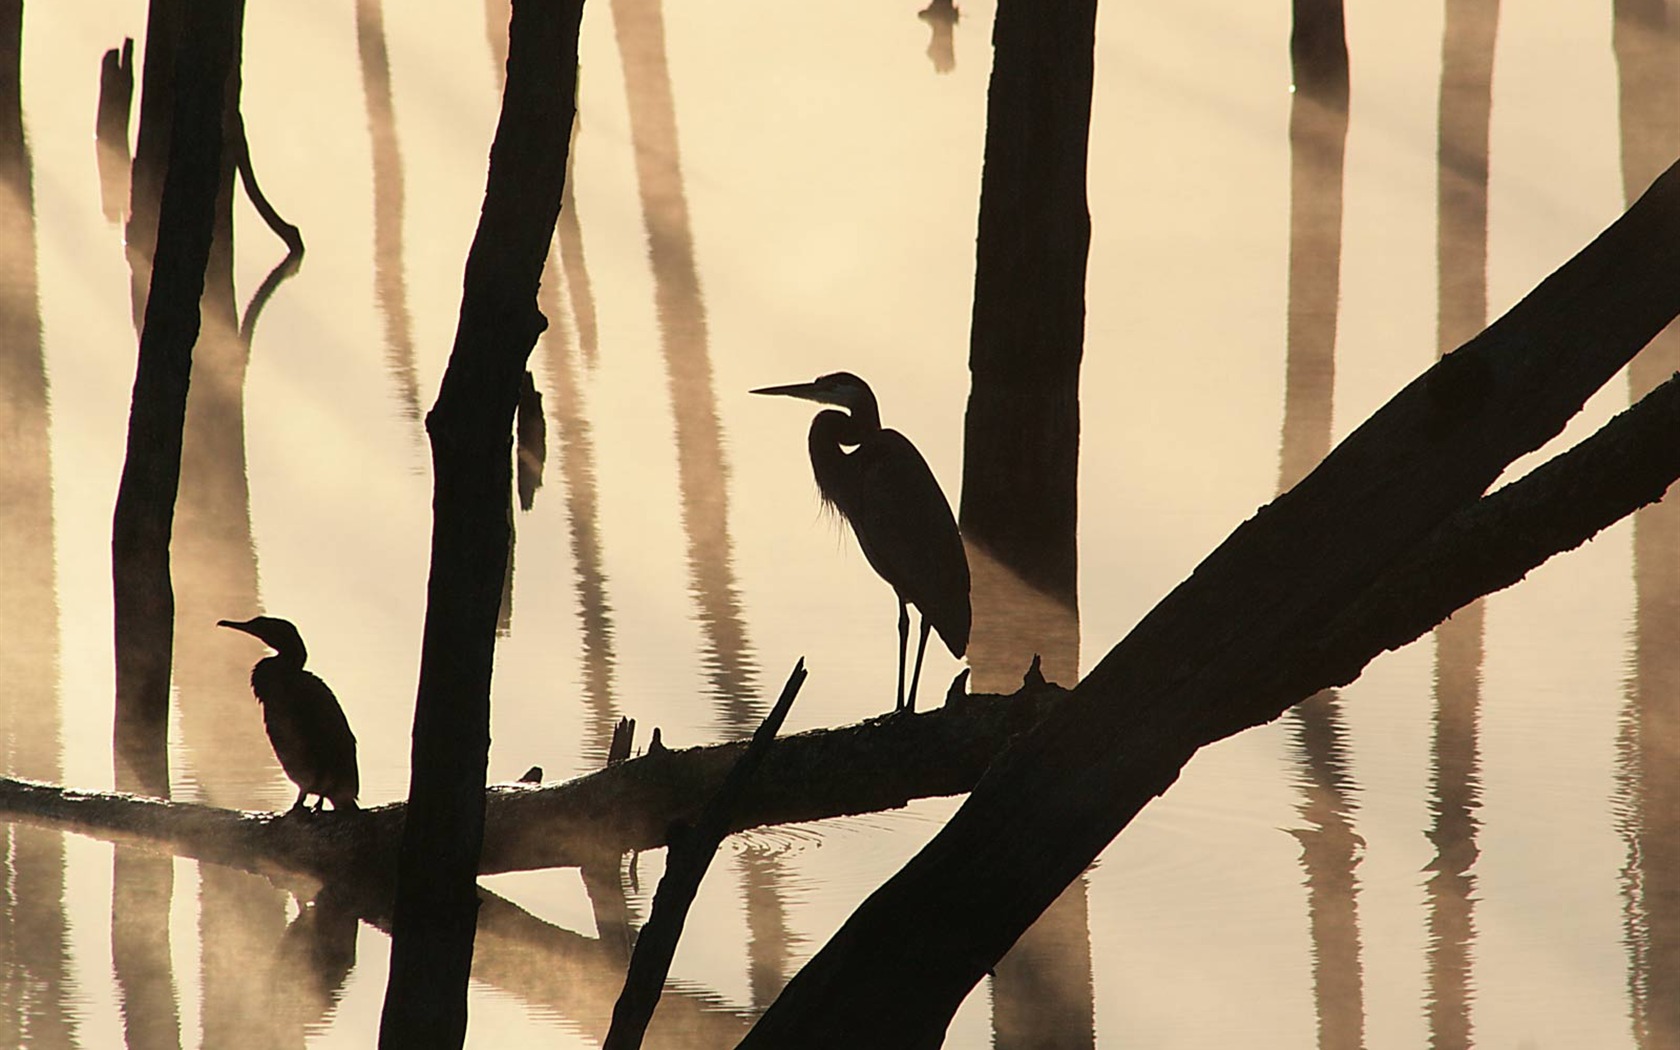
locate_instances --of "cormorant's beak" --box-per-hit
[751,381,824,402]
[217,618,257,637]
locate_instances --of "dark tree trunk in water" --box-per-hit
[742,159,1680,1047]
[109,0,244,796]
[376,1,583,1046]
[958,0,1097,1040]
[957,0,1093,606]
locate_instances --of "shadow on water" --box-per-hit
[1277,4,1366,1048]
[0,5,77,1045]
[1425,3,1498,1045]
[355,0,425,429]
[1613,3,1680,1046]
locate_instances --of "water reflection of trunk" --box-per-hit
[917,0,959,75]
[1425,604,1482,1050]
[356,0,425,426]
[1278,7,1365,1048]
[537,248,622,762]
[264,887,359,1045]
[1426,4,1496,1044]
[610,0,759,733]
[609,0,792,1009]
[468,890,751,1048]
[1613,4,1680,1046]
[0,9,75,1043]
[960,0,1094,1042]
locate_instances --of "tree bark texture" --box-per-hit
[958,0,1094,603]
[109,0,244,797]
[377,1,583,1046]
[741,159,1680,1048]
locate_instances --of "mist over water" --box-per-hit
[3,1,1669,1046]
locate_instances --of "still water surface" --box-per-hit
[5,0,1675,1046]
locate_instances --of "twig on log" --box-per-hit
[603,660,806,1050]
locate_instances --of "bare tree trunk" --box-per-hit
[376,1,583,1045]
[957,0,1093,605]
[109,0,243,802]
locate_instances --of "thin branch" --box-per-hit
[232,109,302,253]
[604,660,806,1050]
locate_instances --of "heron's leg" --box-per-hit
[906,615,932,714]
[896,599,910,711]
[290,788,308,813]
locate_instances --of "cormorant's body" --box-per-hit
[219,616,359,812]
[753,372,970,711]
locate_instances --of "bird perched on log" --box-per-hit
[218,615,360,812]
[752,371,970,712]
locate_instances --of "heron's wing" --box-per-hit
[846,430,971,656]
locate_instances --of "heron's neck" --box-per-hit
[809,407,877,455]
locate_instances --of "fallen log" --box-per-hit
[0,677,1067,881]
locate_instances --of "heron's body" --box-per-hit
[755,372,970,711]
[220,616,360,812]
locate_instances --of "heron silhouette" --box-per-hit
[218,615,360,812]
[753,372,970,712]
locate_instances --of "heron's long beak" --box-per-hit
[750,381,824,402]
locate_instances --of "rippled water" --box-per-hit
[5,0,1677,1046]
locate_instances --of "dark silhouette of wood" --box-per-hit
[516,370,546,510]
[96,37,134,224]
[603,662,805,1050]
[377,0,584,1045]
[231,111,302,254]
[125,0,182,324]
[739,158,1680,1046]
[0,682,1067,881]
[957,0,1094,604]
[110,0,244,799]
[957,0,1094,1033]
